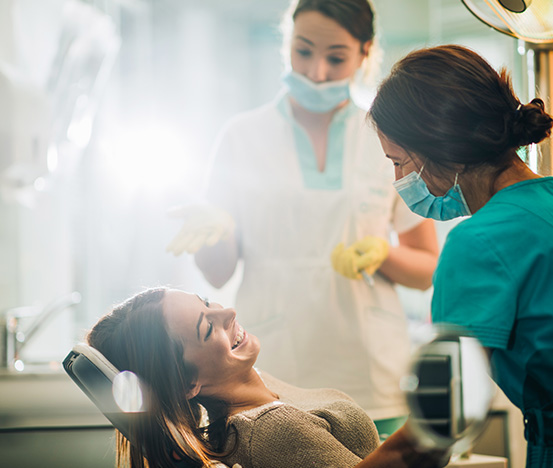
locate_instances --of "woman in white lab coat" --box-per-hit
[170,0,439,437]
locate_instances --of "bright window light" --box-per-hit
[103,122,204,195]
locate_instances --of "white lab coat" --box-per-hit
[205,92,423,419]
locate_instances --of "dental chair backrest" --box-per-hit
[63,343,143,444]
[63,344,230,468]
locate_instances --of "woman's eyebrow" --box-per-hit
[196,312,204,341]
[295,35,350,51]
[295,35,314,46]
[327,44,350,51]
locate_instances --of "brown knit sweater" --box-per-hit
[220,371,380,468]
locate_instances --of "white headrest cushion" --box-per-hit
[72,343,120,380]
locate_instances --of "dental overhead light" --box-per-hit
[461,0,553,175]
[461,0,553,44]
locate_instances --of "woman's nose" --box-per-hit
[394,166,403,180]
[306,58,328,83]
[220,308,236,329]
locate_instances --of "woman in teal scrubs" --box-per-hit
[369,44,553,467]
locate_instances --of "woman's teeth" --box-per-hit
[232,326,244,350]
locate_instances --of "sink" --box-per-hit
[0,367,116,468]
[0,366,109,429]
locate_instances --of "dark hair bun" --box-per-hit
[513,98,553,147]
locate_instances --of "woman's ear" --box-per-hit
[361,40,372,58]
[185,380,201,399]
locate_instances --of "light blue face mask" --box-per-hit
[393,166,471,221]
[281,70,350,113]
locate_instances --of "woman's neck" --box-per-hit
[289,97,347,131]
[494,158,541,191]
[464,158,541,213]
[211,369,279,416]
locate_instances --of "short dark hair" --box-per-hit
[292,0,375,45]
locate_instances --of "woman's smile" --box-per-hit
[232,325,246,350]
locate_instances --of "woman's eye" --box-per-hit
[296,48,311,57]
[205,321,213,341]
[205,299,210,307]
[328,56,345,65]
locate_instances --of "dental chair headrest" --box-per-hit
[63,343,144,444]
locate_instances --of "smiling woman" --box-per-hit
[85,286,449,468]
[161,290,266,405]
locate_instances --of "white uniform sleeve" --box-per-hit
[391,191,425,234]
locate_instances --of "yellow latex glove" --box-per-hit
[165,204,235,256]
[331,236,389,280]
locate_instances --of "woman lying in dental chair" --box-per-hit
[86,287,448,468]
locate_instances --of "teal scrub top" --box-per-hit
[432,178,553,418]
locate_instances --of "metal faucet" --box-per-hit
[0,291,82,369]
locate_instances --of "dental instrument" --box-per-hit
[356,250,375,287]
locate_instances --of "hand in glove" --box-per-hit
[331,236,389,280]
[166,204,235,256]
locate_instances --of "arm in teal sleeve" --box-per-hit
[431,224,516,349]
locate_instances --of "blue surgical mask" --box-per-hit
[281,70,350,113]
[393,166,471,221]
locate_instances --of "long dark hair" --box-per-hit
[369,45,553,179]
[87,287,233,468]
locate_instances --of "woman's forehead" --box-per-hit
[293,11,358,49]
[162,290,200,326]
